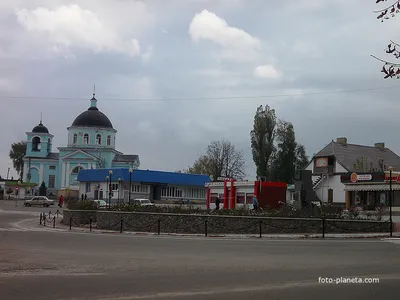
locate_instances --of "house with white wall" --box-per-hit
[305,137,400,206]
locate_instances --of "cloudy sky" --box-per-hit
[1,0,399,180]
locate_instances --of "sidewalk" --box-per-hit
[38,219,400,240]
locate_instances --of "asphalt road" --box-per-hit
[1,201,400,300]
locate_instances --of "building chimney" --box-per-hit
[336,137,347,146]
[374,142,385,150]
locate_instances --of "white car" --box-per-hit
[133,199,154,206]
[24,196,55,207]
[93,200,108,209]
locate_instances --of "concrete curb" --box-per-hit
[34,220,400,240]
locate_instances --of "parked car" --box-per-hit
[24,196,55,207]
[133,199,155,206]
[93,200,108,209]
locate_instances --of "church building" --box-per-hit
[22,93,139,196]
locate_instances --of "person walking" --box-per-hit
[58,194,64,208]
[215,197,220,210]
[252,196,259,213]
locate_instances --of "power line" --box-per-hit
[1,85,400,102]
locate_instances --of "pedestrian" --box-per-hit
[58,194,64,207]
[252,196,259,212]
[81,194,84,201]
[215,197,220,210]
[84,194,87,200]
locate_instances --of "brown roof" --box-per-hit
[315,141,400,172]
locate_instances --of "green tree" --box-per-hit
[39,181,47,196]
[295,144,309,170]
[186,140,245,179]
[9,141,27,180]
[250,105,277,179]
[270,120,297,183]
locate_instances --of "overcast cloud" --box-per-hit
[1,0,400,179]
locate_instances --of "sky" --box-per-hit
[1,0,400,180]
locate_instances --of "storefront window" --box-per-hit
[236,192,245,204]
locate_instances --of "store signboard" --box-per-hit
[315,157,328,168]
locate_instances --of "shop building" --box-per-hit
[304,137,400,205]
[76,168,210,203]
[205,179,287,210]
[341,171,400,211]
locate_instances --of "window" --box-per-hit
[49,166,56,170]
[245,193,254,204]
[96,134,101,145]
[110,183,119,191]
[47,138,51,152]
[71,166,84,174]
[131,184,149,193]
[185,188,205,199]
[85,182,91,193]
[210,193,218,203]
[236,192,245,204]
[161,186,183,198]
[48,175,55,188]
[32,137,41,151]
[107,135,111,146]
[83,133,89,144]
[73,134,77,144]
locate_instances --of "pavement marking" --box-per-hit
[70,274,400,300]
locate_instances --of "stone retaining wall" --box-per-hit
[63,210,390,234]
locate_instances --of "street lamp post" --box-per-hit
[389,166,393,237]
[108,170,113,210]
[106,175,109,207]
[129,168,133,205]
[118,178,121,205]
[15,180,21,207]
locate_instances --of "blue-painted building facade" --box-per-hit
[22,94,140,196]
[77,168,210,202]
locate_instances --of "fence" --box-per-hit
[39,209,63,228]
[62,210,391,237]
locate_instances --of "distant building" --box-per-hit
[305,137,400,207]
[76,168,210,203]
[22,93,139,197]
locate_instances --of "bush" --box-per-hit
[67,200,98,210]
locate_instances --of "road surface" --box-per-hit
[1,200,400,300]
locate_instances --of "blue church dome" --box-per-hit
[71,95,113,129]
[32,121,49,134]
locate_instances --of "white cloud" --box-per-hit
[253,64,281,79]
[142,45,154,63]
[0,77,15,91]
[189,9,261,62]
[15,4,141,57]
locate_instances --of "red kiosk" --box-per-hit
[205,179,287,210]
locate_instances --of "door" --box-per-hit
[328,189,333,204]
[94,189,99,200]
[99,190,103,200]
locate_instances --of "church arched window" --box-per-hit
[32,137,41,151]
[47,138,51,152]
[71,166,84,175]
[73,134,77,144]
[96,134,101,145]
[83,134,89,144]
[107,135,111,146]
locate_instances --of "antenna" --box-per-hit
[40,112,43,124]
[93,84,96,97]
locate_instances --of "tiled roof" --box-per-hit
[47,152,59,160]
[24,152,59,160]
[315,141,400,171]
[77,168,211,187]
[113,154,139,162]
